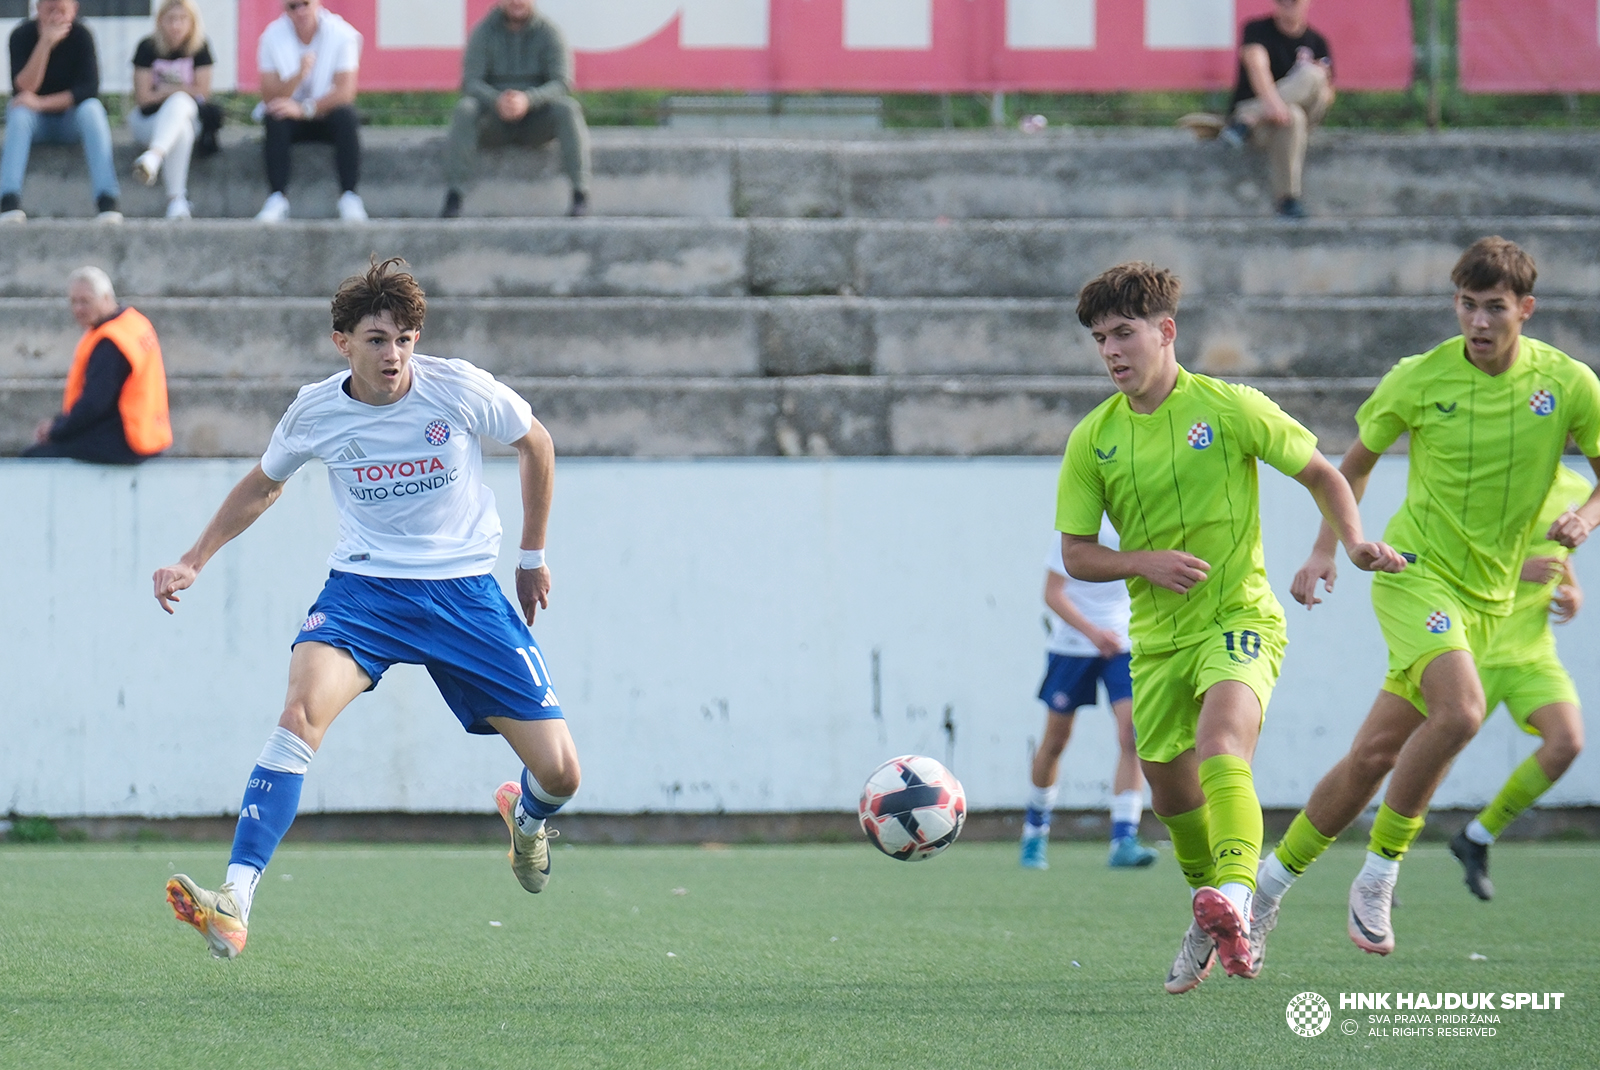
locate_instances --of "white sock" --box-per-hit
[1026,783,1058,814]
[1465,819,1495,846]
[225,863,262,923]
[513,805,546,836]
[1255,851,1298,902]
[1110,789,1142,828]
[1220,882,1253,935]
[1359,850,1401,882]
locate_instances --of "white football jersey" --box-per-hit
[260,353,534,579]
[1045,518,1132,657]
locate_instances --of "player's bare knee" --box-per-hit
[1430,703,1484,746]
[275,706,321,749]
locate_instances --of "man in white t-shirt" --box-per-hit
[152,258,577,959]
[253,0,365,222]
[1021,521,1159,871]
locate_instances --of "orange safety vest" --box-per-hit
[62,307,172,456]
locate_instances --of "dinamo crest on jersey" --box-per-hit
[1425,610,1451,634]
[424,419,452,446]
[1529,389,1555,416]
[1187,421,1214,449]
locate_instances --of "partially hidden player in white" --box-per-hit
[152,257,578,958]
[1022,519,1159,871]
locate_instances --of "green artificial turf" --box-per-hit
[0,842,1593,1069]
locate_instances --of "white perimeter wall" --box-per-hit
[2,456,1597,818]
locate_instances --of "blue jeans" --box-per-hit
[1,97,119,201]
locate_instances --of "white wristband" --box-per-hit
[518,548,546,570]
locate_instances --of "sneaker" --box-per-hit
[133,150,162,186]
[1193,887,1253,977]
[338,190,369,222]
[1450,829,1494,901]
[1164,918,1216,994]
[568,189,589,217]
[1218,121,1250,149]
[494,780,555,893]
[1277,196,1307,219]
[1244,867,1279,980]
[166,196,193,220]
[440,189,462,219]
[1108,837,1158,868]
[256,191,289,223]
[1348,868,1398,955]
[166,875,248,959]
[0,208,24,224]
[1019,834,1048,870]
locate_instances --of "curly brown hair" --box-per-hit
[1076,262,1181,328]
[331,256,427,334]
[1451,236,1537,297]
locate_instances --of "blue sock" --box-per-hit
[1112,819,1138,841]
[518,767,572,824]
[1024,806,1051,831]
[229,728,314,871]
[229,765,304,870]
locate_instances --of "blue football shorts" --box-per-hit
[292,570,563,734]
[1037,652,1133,714]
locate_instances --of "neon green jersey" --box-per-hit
[1357,335,1600,614]
[1056,367,1318,655]
[1481,464,1593,668]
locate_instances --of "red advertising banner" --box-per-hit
[237,0,1413,94]
[1459,0,1600,92]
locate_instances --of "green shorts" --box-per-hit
[1480,654,1579,734]
[1372,567,1503,714]
[1129,620,1285,763]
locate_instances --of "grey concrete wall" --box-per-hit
[10,127,1600,220]
[3,457,1597,818]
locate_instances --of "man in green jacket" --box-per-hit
[442,0,591,218]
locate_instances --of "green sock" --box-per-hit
[1274,811,1336,876]
[1199,754,1262,890]
[1478,755,1554,838]
[1367,803,1426,861]
[1158,805,1215,890]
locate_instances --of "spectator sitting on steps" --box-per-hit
[1219,0,1334,220]
[253,0,366,223]
[1,0,121,223]
[25,267,172,465]
[129,0,215,221]
[442,0,592,219]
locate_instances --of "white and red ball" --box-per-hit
[858,755,966,861]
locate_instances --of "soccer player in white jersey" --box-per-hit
[1021,518,1158,871]
[152,258,578,959]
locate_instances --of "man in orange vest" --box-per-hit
[26,266,171,463]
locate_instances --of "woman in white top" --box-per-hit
[128,0,212,219]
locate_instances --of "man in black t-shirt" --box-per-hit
[1220,0,1333,219]
[0,0,120,222]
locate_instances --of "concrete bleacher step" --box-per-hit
[0,374,1376,461]
[15,127,1600,220]
[4,217,1600,300]
[4,294,1594,383]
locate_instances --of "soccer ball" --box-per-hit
[858,755,966,861]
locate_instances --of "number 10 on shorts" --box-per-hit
[1224,630,1262,662]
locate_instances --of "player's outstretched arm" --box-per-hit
[1290,444,1403,608]
[1061,533,1209,594]
[1546,460,1600,549]
[152,464,287,613]
[512,417,555,626]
